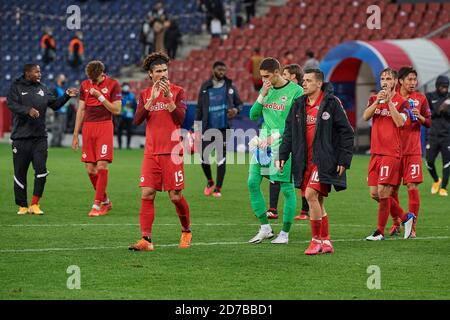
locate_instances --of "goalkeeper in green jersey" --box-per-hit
[247,57,303,244]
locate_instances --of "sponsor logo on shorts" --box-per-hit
[140,177,145,182]
[12,147,17,153]
[82,153,87,159]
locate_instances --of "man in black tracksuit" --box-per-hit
[425,75,450,196]
[278,69,354,255]
[7,64,77,214]
[195,61,243,197]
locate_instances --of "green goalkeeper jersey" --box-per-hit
[249,80,303,180]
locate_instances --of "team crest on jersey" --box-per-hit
[281,96,287,102]
[101,88,108,94]
[37,89,44,96]
[322,111,330,120]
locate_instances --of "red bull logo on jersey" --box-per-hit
[375,108,392,117]
[147,101,167,112]
[263,102,285,111]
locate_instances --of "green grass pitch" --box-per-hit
[0,143,449,299]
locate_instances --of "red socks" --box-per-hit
[140,199,155,238]
[173,196,191,231]
[390,195,407,223]
[95,169,108,202]
[31,195,40,205]
[377,198,391,235]
[310,219,322,240]
[321,215,329,240]
[89,173,108,202]
[89,173,98,190]
[408,189,420,225]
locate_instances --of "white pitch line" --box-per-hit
[0,236,449,253]
[0,223,448,230]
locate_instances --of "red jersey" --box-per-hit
[305,91,323,165]
[136,83,187,156]
[398,91,431,156]
[79,75,122,122]
[369,92,408,157]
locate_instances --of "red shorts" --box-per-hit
[139,154,185,191]
[400,155,423,185]
[367,155,401,186]
[301,164,330,197]
[81,120,114,163]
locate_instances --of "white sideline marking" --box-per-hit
[0,236,449,253]
[1,223,448,230]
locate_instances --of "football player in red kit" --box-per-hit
[363,68,415,241]
[129,52,191,251]
[72,60,122,217]
[388,67,431,238]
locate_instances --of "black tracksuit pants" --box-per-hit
[12,137,49,207]
[426,136,450,189]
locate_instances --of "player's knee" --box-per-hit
[34,169,48,179]
[142,188,156,200]
[407,183,418,190]
[370,192,379,201]
[169,192,182,203]
[281,186,294,198]
[96,162,108,170]
[86,166,97,175]
[305,190,318,203]
[247,178,259,192]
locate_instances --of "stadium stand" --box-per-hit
[1,0,449,105]
[133,0,449,103]
[0,0,204,96]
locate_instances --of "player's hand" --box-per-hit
[376,90,386,103]
[66,88,78,97]
[258,136,273,149]
[28,107,39,118]
[337,165,346,176]
[72,135,79,151]
[89,88,101,98]
[151,81,161,100]
[159,79,171,97]
[438,99,449,113]
[261,80,272,97]
[276,160,285,172]
[227,108,238,118]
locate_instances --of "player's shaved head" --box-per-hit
[86,60,105,81]
[143,52,170,72]
[23,63,39,74]
[259,57,281,73]
[23,63,41,83]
